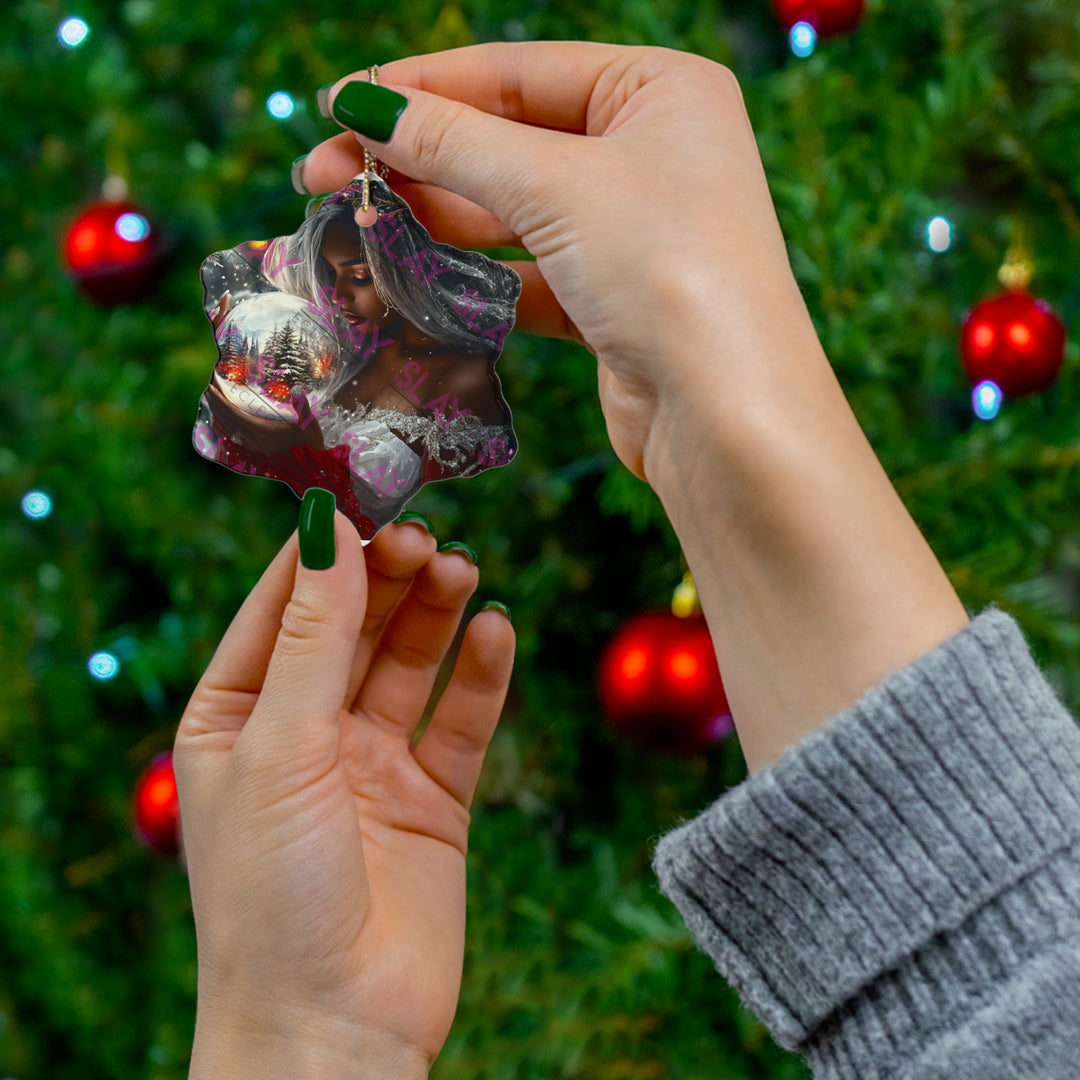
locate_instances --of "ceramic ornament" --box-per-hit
[194,174,519,540]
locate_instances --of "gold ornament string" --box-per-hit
[361,65,380,215]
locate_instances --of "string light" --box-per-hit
[115,212,150,242]
[21,491,52,519]
[58,16,90,48]
[790,21,817,57]
[927,216,953,253]
[88,652,120,680]
[972,380,1003,421]
[266,92,295,119]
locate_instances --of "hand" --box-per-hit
[301,44,968,772]
[300,43,808,481]
[203,380,325,455]
[174,514,514,1078]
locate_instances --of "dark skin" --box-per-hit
[332,322,508,429]
[205,222,510,455]
[203,380,325,455]
[320,221,508,429]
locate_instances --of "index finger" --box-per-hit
[373,41,624,132]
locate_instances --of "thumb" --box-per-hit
[242,489,368,766]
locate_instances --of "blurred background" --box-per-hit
[3,0,1080,1076]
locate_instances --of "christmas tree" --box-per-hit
[3,1,1079,1077]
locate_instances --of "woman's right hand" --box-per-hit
[299,43,817,482]
[203,381,326,456]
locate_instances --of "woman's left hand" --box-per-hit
[174,512,514,1080]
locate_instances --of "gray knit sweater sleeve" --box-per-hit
[652,608,1080,1079]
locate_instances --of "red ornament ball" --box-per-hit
[63,199,164,304]
[960,290,1066,398]
[773,0,865,36]
[133,751,181,857]
[598,611,733,755]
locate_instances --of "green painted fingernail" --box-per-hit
[299,488,336,570]
[438,540,478,565]
[482,601,511,623]
[394,510,434,534]
[316,83,334,119]
[290,155,308,196]
[331,80,408,143]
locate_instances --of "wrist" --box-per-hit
[640,264,834,517]
[638,284,967,772]
[189,1003,430,1080]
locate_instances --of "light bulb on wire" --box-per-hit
[927,216,953,253]
[972,380,1003,421]
[790,21,817,56]
[58,16,90,47]
[267,92,295,119]
[21,491,53,519]
[88,651,120,681]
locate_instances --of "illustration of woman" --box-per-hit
[194,174,520,538]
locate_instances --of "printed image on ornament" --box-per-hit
[193,174,520,540]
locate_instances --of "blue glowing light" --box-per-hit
[927,216,953,253]
[267,92,295,119]
[21,491,52,519]
[88,651,120,681]
[58,17,90,47]
[790,21,817,58]
[973,380,1003,421]
[115,212,150,242]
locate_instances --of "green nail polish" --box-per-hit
[482,600,511,623]
[331,80,408,143]
[394,510,434,534]
[299,488,336,570]
[290,154,308,196]
[438,540,478,565]
[316,83,334,119]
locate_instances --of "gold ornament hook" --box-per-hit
[360,65,380,216]
[998,222,1034,291]
[671,571,701,619]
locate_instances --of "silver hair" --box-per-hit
[263,176,519,353]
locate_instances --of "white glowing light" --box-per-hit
[115,212,150,242]
[88,651,120,680]
[59,17,90,47]
[790,21,817,58]
[973,380,1003,421]
[927,216,953,253]
[21,491,53,519]
[267,92,295,119]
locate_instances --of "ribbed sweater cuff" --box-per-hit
[652,609,1080,1067]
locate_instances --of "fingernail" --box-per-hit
[482,600,511,623]
[299,488,336,570]
[394,510,434,534]
[290,155,308,195]
[316,83,334,119]
[437,540,478,565]
[331,80,408,143]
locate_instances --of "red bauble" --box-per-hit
[63,199,164,304]
[133,752,181,857]
[773,0,865,36]
[960,290,1066,398]
[598,611,733,755]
